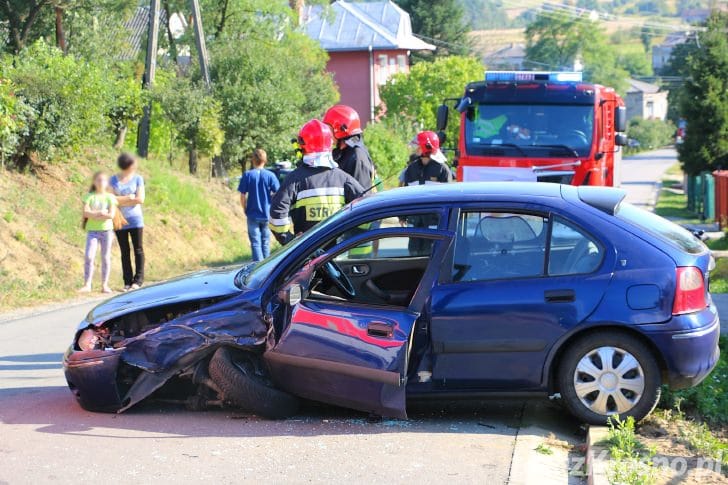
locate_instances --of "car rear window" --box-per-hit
[615,203,706,254]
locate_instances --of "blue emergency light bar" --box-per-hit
[485,71,583,83]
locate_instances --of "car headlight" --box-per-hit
[77,328,102,351]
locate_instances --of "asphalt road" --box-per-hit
[620,147,678,208]
[0,148,678,484]
[0,300,585,484]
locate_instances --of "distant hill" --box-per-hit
[463,0,711,59]
[460,0,716,30]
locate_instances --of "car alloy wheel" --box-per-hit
[573,346,645,415]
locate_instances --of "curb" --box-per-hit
[585,426,610,485]
[508,402,580,484]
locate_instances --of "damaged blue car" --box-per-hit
[64,183,720,424]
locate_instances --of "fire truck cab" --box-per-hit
[437,71,628,187]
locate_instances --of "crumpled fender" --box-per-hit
[117,296,270,412]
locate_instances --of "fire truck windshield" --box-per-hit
[465,103,594,158]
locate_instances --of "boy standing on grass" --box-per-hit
[238,149,280,261]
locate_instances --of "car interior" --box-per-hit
[305,214,440,307]
[453,212,602,282]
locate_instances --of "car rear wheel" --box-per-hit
[558,331,661,425]
[208,347,299,419]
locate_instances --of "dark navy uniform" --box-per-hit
[269,165,364,244]
[333,135,375,190]
[402,157,452,186]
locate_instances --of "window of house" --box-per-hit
[397,54,407,70]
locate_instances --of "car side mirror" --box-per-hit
[615,133,628,146]
[287,284,302,306]
[436,104,449,132]
[615,106,627,133]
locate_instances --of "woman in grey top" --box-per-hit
[110,153,146,291]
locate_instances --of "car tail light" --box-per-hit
[673,266,707,315]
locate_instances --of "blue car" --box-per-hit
[64,183,720,424]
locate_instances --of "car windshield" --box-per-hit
[465,103,594,158]
[236,205,354,289]
[616,203,706,255]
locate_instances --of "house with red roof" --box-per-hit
[303,1,434,125]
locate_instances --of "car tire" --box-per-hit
[558,331,661,425]
[208,347,299,419]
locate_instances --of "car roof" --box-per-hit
[354,182,566,211]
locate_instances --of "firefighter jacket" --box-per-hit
[402,157,452,186]
[269,165,365,244]
[333,135,376,190]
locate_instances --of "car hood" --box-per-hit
[85,266,243,325]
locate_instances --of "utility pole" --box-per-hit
[189,0,211,88]
[137,0,161,158]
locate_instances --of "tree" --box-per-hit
[394,0,471,61]
[677,12,728,175]
[107,74,146,150]
[379,55,483,146]
[156,77,223,174]
[0,78,33,169]
[210,30,337,167]
[2,40,110,168]
[617,50,652,77]
[0,1,133,55]
[525,12,629,93]
[0,0,51,54]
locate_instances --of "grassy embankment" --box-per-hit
[0,147,251,310]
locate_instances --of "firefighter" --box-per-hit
[323,105,376,190]
[401,130,450,256]
[269,119,365,245]
[402,131,452,186]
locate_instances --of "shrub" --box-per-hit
[0,78,32,168]
[364,117,413,184]
[627,118,675,151]
[1,41,111,168]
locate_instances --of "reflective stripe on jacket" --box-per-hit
[269,165,365,244]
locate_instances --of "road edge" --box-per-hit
[585,426,610,485]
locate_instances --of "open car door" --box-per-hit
[265,228,452,419]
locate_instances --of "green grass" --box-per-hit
[0,147,251,310]
[654,181,702,223]
[707,238,728,251]
[534,443,553,455]
[606,416,658,485]
[709,258,728,294]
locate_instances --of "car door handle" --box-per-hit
[545,289,575,303]
[350,264,369,276]
[367,321,393,338]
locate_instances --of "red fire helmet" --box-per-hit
[323,104,363,139]
[416,130,440,155]
[298,119,334,154]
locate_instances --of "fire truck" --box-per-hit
[436,71,628,186]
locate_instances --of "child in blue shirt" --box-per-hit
[238,149,280,261]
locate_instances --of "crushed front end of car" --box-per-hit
[63,271,271,413]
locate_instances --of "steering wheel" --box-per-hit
[322,259,356,299]
[564,129,588,145]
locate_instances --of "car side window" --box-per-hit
[313,234,437,307]
[453,211,548,282]
[334,213,440,260]
[548,217,603,276]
